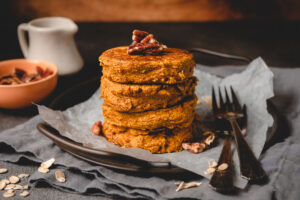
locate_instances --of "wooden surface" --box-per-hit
[8,0,300,22]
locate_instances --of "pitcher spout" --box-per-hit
[29,17,78,34]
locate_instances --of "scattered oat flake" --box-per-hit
[205,167,216,175]
[0,168,8,174]
[23,185,30,190]
[55,170,66,183]
[9,176,20,184]
[38,167,49,173]
[218,163,229,171]
[3,191,15,198]
[5,184,15,190]
[14,184,23,190]
[175,181,202,192]
[2,179,10,184]
[41,158,55,169]
[6,189,14,193]
[174,181,181,185]
[183,182,202,189]
[208,160,218,168]
[20,190,30,197]
[0,180,7,190]
[175,181,185,192]
[18,173,30,178]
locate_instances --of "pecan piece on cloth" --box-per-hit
[128,29,167,55]
[182,131,216,154]
[91,121,102,135]
[201,131,216,147]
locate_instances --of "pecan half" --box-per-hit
[132,30,149,42]
[128,30,167,55]
[91,121,102,135]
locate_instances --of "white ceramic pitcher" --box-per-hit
[18,17,84,75]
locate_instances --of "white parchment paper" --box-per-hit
[38,58,274,189]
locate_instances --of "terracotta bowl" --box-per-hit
[0,59,58,109]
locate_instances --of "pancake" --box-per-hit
[101,76,197,112]
[99,46,195,84]
[102,122,194,154]
[102,95,197,130]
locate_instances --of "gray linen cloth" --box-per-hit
[0,65,299,200]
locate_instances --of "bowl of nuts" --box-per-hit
[0,59,58,109]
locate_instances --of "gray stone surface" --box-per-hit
[0,161,113,200]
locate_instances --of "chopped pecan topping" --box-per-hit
[128,30,167,55]
[91,121,102,135]
[132,30,149,42]
[0,66,53,85]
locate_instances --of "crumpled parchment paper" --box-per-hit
[38,57,274,189]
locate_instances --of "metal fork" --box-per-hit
[211,86,266,183]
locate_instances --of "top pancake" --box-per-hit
[99,46,195,84]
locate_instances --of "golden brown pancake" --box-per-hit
[102,95,197,130]
[102,122,194,154]
[99,46,195,84]
[101,76,197,112]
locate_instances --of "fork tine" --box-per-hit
[224,87,232,112]
[230,86,242,111]
[212,86,219,113]
[218,87,225,112]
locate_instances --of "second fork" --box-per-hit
[212,86,266,181]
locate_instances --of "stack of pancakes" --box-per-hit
[99,46,198,153]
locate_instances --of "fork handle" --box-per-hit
[209,137,234,192]
[230,119,266,180]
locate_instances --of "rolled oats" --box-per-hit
[38,167,49,174]
[6,189,14,193]
[218,163,229,171]
[2,179,10,184]
[5,184,15,190]
[18,173,30,178]
[183,182,202,189]
[208,160,218,168]
[3,191,15,198]
[9,176,20,184]
[175,181,185,192]
[205,167,216,175]
[14,184,23,190]
[0,180,7,190]
[23,185,30,190]
[20,190,30,197]
[0,168,8,174]
[175,181,202,192]
[55,171,66,183]
[41,158,55,169]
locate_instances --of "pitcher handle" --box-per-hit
[17,23,29,58]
